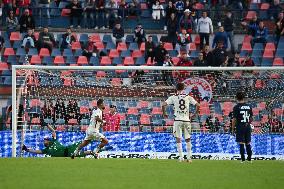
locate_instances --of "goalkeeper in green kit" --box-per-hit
[22,124,95,157]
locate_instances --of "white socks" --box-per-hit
[176,143,183,160]
[186,142,192,160]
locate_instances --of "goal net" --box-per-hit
[10,66,284,159]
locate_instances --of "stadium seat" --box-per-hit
[163,43,173,50]
[255,79,264,89]
[117,42,128,51]
[140,42,145,51]
[63,78,73,86]
[140,114,151,125]
[9,32,21,41]
[129,126,139,132]
[127,107,139,115]
[112,57,123,65]
[195,2,204,9]
[123,57,134,66]
[68,118,78,125]
[12,40,21,49]
[109,49,120,58]
[28,48,38,56]
[253,43,264,50]
[265,43,276,52]
[77,56,88,65]
[31,118,41,125]
[100,56,112,66]
[102,34,112,44]
[189,43,197,51]
[111,78,122,87]
[30,99,42,107]
[0,62,9,71]
[80,106,89,114]
[273,58,284,66]
[241,43,252,51]
[251,50,263,58]
[15,48,26,57]
[243,35,252,43]
[39,48,50,57]
[125,35,134,44]
[194,35,200,45]
[74,49,83,57]
[135,57,146,66]
[261,58,273,66]
[96,71,106,78]
[61,9,71,16]
[51,48,61,57]
[7,55,17,65]
[128,42,139,51]
[106,42,116,50]
[263,50,274,58]
[246,11,257,20]
[152,107,163,115]
[132,50,143,58]
[63,49,73,57]
[71,42,81,50]
[138,101,149,108]
[54,56,65,65]
[30,55,42,65]
[89,56,99,66]
[260,3,270,10]
[79,33,89,43]
[249,3,259,10]
[65,56,76,64]
[90,34,101,43]
[121,50,131,58]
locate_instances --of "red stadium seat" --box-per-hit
[80,106,90,114]
[273,108,283,116]
[68,118,78,125]
[39,48,50,57]
[171,57,180,66]
[63,78,73,86]
[95,42,105,50]
[132,50,143,58]
[140,3,148,9]
[90,34,101,43]
[31,118,41,124]
[56,125,66,131]
[91,100,97,107]
[189,43,196,51]
[71,42,81,50]
[4,48,15,57]
[30,99,42,107]
[273,58,284,66]
[0,62,9,70]
[260,3,270,10]
[194,35,200,45]
[270,73,281,79]
[111,78,122,87]
[265,43,275,52]
[165,119,174,126]
[130,126,139,132]
[77,56,88,65]
[241,43,252,51]
[81,125,88,131]
[10,32,21,41]
[195,2,204,10]
[96,71,106,78]
[246,11,257,20]
[127,107,139,115]
[263,49,274,58]
[54,56,65,65]
[117,42,127,51]
[123,57,134,66]
[109,49,120,58]
[138,101,149,108]
[152,107,163,115]
[100,56,112,65]
[252,108,260,115]
[255,79,264,89]
[153,127,164,132]
[34,32,39,40]
[30,55,42,65]
[140,115,151,125]
[140,42,145,51]
[61,9,71,16]
[258,102,266,110]
[163,43,173,50]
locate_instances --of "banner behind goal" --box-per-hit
[10,66,284,158]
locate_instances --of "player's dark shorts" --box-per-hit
[236,124,251,143]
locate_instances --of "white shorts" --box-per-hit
[84,129,105,141]
[173,121,192,139]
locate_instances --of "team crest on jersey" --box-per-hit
[183,78,213,102]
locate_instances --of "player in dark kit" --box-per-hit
[232,91,253,163]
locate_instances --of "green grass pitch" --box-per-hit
[0,158,283,189]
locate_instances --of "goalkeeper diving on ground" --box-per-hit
[22,123,112,157]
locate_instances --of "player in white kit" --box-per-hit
[162,83,200,163]
[71,99,108,159]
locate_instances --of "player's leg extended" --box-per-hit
[245,126,252,161]
[94,135,109,154]
[174,122,184,162]
[184,123,192,163]
[72,140,91,157]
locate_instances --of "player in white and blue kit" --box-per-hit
[72,99,109,158]
[162,83,200,163]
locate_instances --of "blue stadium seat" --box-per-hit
[51,48,61,57]
[128,42,139,51]
[79,34,89,43]
[42,56,54,65]
[102,34,112,44]
[40,77,51,86]
[261,58,273,66]
[125,35,134,44]
[1,70,11,76]
[7,55,17,65]
[18,55,28,64]
[3,76,12,85]
[253,43,264,50]
[116,101,127,107]
[89,56,99,66]
[112,57,123,65]
[44,118,54,124]
[139,108,151,114]
[52,77,63,86]
[4,41,11,48]
[152,35,159,44]
[66,56,76,64]
[135,57,146,65]
[117,107,127,113]
[128,101,138,107]
[277,42,284,50]
[168,50,178,57]
[74,49,83,57]
[13,41,22,49]
[240,50,249,57]
[55,118,65,125]
[275,49,284,57]
[251,50,263,58]
[121,50,131,58]
[63,49,73,57]
[127,114,139,121]
[28,48,38,56]
[106,42,116,50]
[152,101,161,107]
[80,119,90,125]
[16,48,26,56]
[190,50,199,58]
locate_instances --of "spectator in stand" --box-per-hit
[162,53,174,85]
[167,13,178,48]
[252,21,268,45]
[21,28,36,50]
[223,10,235,53]
[179,9,195,33]
[176,51,192,81]
[154,41,167,66]
[67,0,83,28]
[146,0,155,9]
[14,0,31,17]
[118,0,128,19]
[134,23,146,45]
[145,35,156,62]
[194,52,208,67]
[1,0,13,26]
[202,45,213,65]
[82,36,98,59]
[54,99,66,123]
[241,14,259,37]
[19,9,35,33]
[152,0,164,22]
[0,33,4,62]
[175,0,185,21]
[211,41,228,67]
[6,10,18,37]
[176,28,191,55]
[37,26,56,53]
[197,11,213,50]
[112,22,125,44]
[164,1,176,31]
[60,27,76,51]
[212,26,228,49]
[128,0,140,20]
[38,0,51,26]
[94,0,106,29]
[269,0,282,20]
[66,99,80,124]
[42,100,54,121]
[228,51,241,67]
[240,53,255,67]
[83,0,95,29]
[104,105,120,131]
[275,12,284,42]
[105,0,119,29]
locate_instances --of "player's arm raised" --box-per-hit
[47,124,56,139]
[162,102,168,119]
[22,145,43,154]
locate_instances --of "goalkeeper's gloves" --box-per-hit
[22,144,29,152]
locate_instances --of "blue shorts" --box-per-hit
[236,125,251,143]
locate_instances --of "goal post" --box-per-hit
[11,65,284,158]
